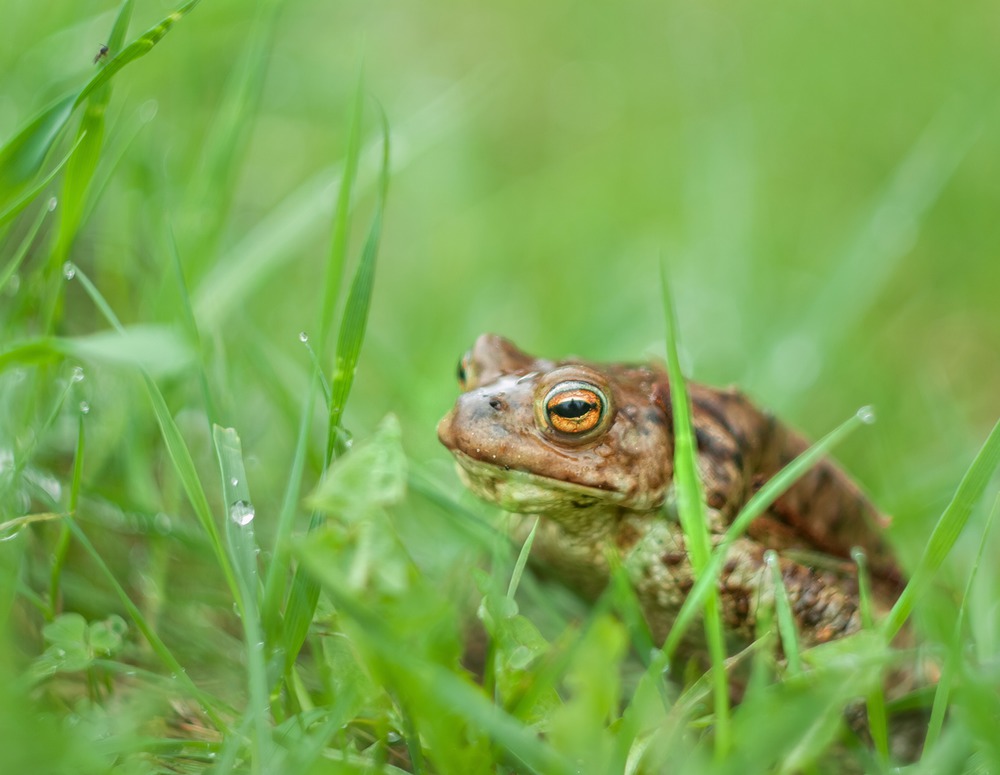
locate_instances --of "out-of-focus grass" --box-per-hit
[2,0,999,772]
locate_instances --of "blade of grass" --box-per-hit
[788,101,983,371]
[660,258,731,755]
[165,223,221,423]
[214,426,271,774]
[884,418,1000,639]
[69,265,243,616]
[0,327,191,377]
[924,493,1000,753]
[765,551,802,675]
[853,547,888,762]
[0,0,200,216]
[52,0,134,269]
[660,408,869,659]
[0,94,75,207]
[278,99,390,680]
[261,374,316,649]
[184,0,282,259]
[74,0,204,108]
[47,413,86,619]
[298,548,577,775]
[317,69,364,357]
[0,197,55,296]
[326,100,390,462]
[0,134,84,229]
[62,517,229,730]
[506,517,538,600]
[190,71,480,330]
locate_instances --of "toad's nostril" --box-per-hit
[489,398,503,410]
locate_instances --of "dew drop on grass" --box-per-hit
[0,523,25,542]
[79,401,90,415]
[857,405,876,424]
[62,262,77,280]
[298,331,309,343]
[153,512,172,535]
[230,477,239,487]
[139,99,158,123]
[48,197,58,211]
[71,366,85,383]
[229,500,255,526]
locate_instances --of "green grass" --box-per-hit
[2,0,1000,773]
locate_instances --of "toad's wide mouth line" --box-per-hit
[449,449,626,502]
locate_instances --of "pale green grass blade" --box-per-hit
[190,75,481,330]
[47,414,86,620]
[660,259,731,753]
[924,493,1000,753]
[853,547,888,762]
[52,0,134,269]
[884,418,1000,638]
[165,224,220,423]
[298,547,577,775]
[185,0,281,252]
[766,551,802,675]
[506,517,538,599]
[326,102,390,461]
[0,0,197,215]
[68,265,242,615]
[261,376,316,646]
[214,426,272,773]
[0,135,83,229]
[74,0,204,107]
[788,102,983,367]
[0,198,54,295]
[143,379,243,610]
[317,71,364,356]
[0,327,193,378]
[62,516,229,731]
[278,534,321,676]
[0,519,27,631]
[0,94,75,207]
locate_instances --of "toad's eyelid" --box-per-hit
[517,372,539,384]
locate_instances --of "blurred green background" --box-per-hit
[2,0,999,768]
[4,0,997,501]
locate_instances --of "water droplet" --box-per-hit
[62,262,76,280]
[856,406,876,424]
[48,197,58,211]
[0,523,24,542]
[71,366,85,383]
[229,500,255,526]
[79,401,90,415]
[139,100,158,123]
[764,550,778,568]
[298,331,309,343]
[230,477,239,487]
[153,512,172,534]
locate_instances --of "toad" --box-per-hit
[437,334,903,653]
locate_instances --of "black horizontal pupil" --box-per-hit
[551,398,597,419]
[456,360,467,384]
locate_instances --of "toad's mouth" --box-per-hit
[449,449,626,513]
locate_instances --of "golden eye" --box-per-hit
[543,381,607,435]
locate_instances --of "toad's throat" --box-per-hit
[449,450,627,514]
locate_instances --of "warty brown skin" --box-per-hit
[437,334,904,655]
